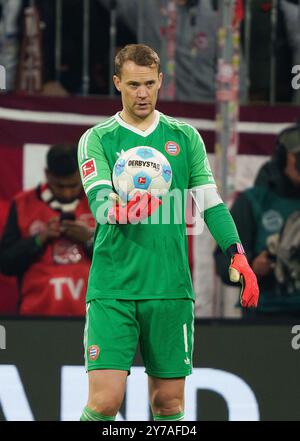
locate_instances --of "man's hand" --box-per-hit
[38,217,61,245]
[229,253,260,308]
[251,250,275,277]
[61,220,94,244]
[108,191,161,224]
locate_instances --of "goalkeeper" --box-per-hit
[78,44,259,422]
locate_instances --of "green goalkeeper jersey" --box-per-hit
[78,110,216,302]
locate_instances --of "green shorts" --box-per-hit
[84,298,194,378]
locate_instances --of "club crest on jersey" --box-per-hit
[88,345,100,361]
[165,141,180,156]
[81,159,97,183]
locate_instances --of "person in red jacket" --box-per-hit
[0,144,95,316]
[0,199,18,314]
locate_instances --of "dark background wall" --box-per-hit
[0,318,300,421]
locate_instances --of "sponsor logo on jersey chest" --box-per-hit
[165,141,180,156]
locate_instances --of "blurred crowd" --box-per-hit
[0,0,300,102]
[0,144,95,316]
[215,124,300,319]
[0,0,300,318]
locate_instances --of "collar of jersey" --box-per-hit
[114,110,160,137]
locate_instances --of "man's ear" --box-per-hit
[113,75,121,92]
[158,72,163,90]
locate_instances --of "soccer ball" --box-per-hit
[112,146,172,201]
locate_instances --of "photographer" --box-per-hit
[214,125,300,317]
[0,144,94,316]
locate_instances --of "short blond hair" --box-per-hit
[115,44,161,78]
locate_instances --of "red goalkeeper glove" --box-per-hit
[227,244,260,308]
[108,191,161,224]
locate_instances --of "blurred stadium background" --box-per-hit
[0,0,300,421]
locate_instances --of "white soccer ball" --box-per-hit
[112,146,172,201]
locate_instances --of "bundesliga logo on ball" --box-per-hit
[112,146,173,202]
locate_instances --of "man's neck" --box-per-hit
[119,110,156,132]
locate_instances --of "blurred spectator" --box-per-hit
[37,0,134,95]
[0,199,18,314]
[248,0,293,102]
[0,0,23,90]
[214,125,300,317]
[0,144,95,316]
[98,0,247,102]
[280,0,300,103]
